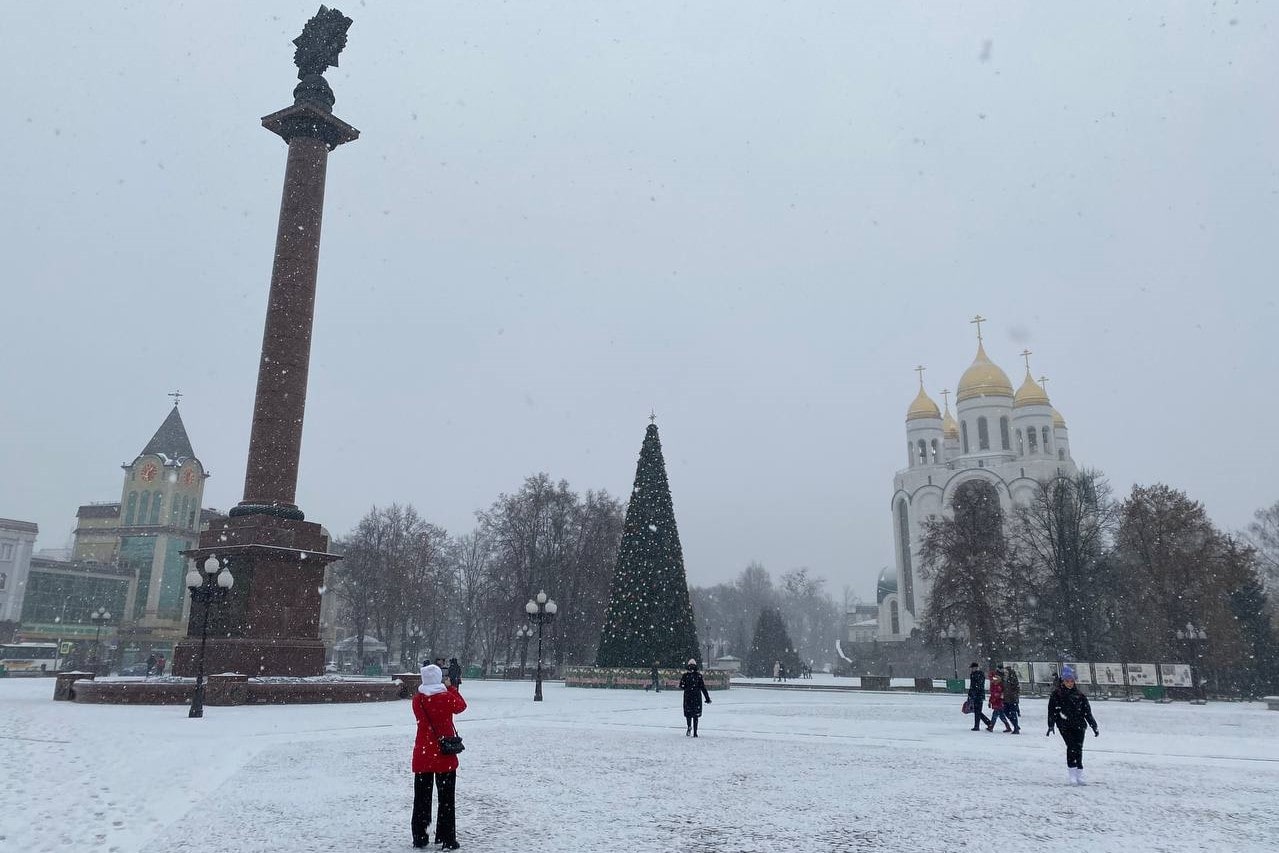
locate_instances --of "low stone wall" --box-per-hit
[57,673,409,706]
[563,666,730,690]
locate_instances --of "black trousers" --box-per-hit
[1058,726,1085,768]
[412,771,456,845]
[970,696,992,729]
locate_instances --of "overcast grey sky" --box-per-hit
[2,2,1276,598]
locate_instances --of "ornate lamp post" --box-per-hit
[90,607,112,675]
[524,591,558,701]
[515,624,533,680]
[1175,623,1208,703]
[944,624,961,680]
[185,557,235,718]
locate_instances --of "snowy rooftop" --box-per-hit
[3,676,1277,851]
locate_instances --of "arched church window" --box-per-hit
[138,492,151,525]
[930,439,939,464]
[0,572,6,591]
[1042,426,1051,451]
[907,440,914,467]
[125,492,138,526]
[917,439,928,465]
[890,599,900,635]
[977,417,990,450]
[1000,417,1011,450]
[896,499,914,615]
[961,422,970,454]
[1028,428,1038,454]
[1058,447,1065,460]
[150,493,163,525]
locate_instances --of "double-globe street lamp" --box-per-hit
[185,556,235,718]
[1175,623,1209,703]
[515,624,534,680]
[524,591,558,701]
[90,607,112,675]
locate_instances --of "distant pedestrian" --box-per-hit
[679,659,712,737]
[1003,665,1022,734]
[154,655,166,676]
[447,658,462,687]
[772,660,781,682]
[648,660,662,692]
[145,654,157,677]
[967,662,993,731]
[411,663,467,849]
[1047,665,1099,785]
[986,671,1012,732]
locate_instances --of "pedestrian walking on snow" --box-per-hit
[1047,665,1099,785]
[411,664,467,849]
[986,671,1013,732]
[1002,665,1022,734]
[447,657,462,687]
[967,662,993,731]
[648,660,662,692]
[680,659,712,737]
[772,660,781,682]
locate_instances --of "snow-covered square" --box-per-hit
[4,677,1278,853]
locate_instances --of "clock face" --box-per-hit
[139,462,158,482]
[181,468,197,486]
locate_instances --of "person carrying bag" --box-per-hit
[411,663,467,849]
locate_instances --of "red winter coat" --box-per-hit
[988,678,1005,711]
[412,686,467,773]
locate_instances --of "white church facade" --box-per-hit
[878,325,1079,641]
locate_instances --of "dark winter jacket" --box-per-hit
[988,678,1005,711]
[680,669,711,718]
[967,668,985,699]
[1047,685,1097,732]
[447,659,462,685]
[1003,670,1021,704]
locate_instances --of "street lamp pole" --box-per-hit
[185,556,235,718]
[524,590,558,702]
[944,624,960,680]
[90,607,112,675]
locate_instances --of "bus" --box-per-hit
[0,643,63,675]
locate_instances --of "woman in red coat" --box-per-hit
[412,663,467,849]
[986,671,1012,733]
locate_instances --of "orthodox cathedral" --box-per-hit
[878,320,1079,642]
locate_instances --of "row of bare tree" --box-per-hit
[918,472,1279,695]
[330,474,624,671]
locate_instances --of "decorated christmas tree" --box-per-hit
[596,421,700,668]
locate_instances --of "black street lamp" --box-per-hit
[90,607,112,675]
[524,590,558,701]
[944,624,960,680]
[185,556,234,718]
[515,624,533,680]
[1175,623,1208,703]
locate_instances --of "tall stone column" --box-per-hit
[175,7,357,678]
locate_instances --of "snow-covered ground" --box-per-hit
[3,676,1278,852]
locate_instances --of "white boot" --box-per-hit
[1067,767,1080,785]
[1075,768,1086,785]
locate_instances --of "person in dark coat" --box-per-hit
[447,658,462,686]
[1047,665,1099,785]
[145,653,157,677]
[648,660,662,692]
[679,659,712,737]
[967,662,993,731]
[1003,665,1022,734]
[412,664,467,849]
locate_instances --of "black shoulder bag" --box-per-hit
[423,698,465,755]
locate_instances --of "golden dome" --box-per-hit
[942,408,959,439]
[956,341,1014,403]
[906,385,941,421]
[1013,371,1050,408]
[1052,408,1067,429]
